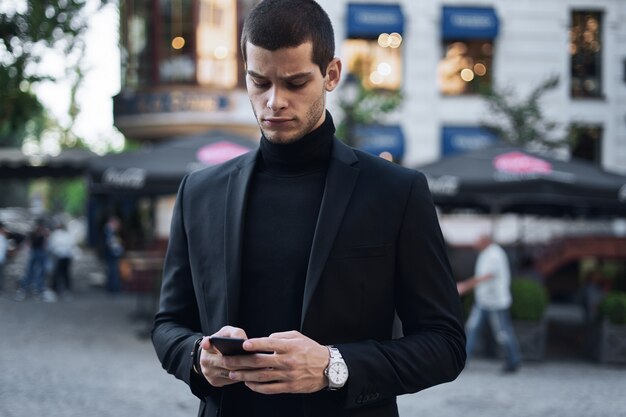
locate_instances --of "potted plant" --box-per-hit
[596,291,626,364]
[510,277,549,361]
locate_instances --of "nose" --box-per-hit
[267,86,288,111]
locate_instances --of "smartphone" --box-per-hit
[209,336,250,356]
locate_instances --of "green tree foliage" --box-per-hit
[480,75,568,150]
[336,75,403,147]
[0,0,108,148]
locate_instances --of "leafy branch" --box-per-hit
[336,76,403,145]
[480,75,569,150]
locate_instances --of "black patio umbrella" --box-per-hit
[0,148,96,178]
[416,144,626,217]
[88,131,258,196]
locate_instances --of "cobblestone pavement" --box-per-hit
[1,249,624,417]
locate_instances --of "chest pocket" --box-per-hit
[328,243,392,260]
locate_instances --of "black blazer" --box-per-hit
[152,138,466,417]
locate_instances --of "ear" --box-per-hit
[324,58,342,92]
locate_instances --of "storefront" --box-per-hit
[115,0,258,140]
[342,3,406,161]
[438,5,499,96]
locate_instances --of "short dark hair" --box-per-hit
[241,0,335,76]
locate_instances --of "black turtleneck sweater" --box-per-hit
[233,113,334,417]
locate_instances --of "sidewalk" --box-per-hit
[1,249,624,417]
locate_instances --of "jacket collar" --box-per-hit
[223,138,359,326]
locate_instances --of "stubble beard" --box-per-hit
[253,90,326,145]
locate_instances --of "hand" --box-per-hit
[199,326,249,387]
[225,330,330,394]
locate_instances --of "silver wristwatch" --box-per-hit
[324,346,349,390]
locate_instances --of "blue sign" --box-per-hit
[347,3,405,39]
[354,124,405,160]
[442,6,499,39]
[441,126,499,156]
[114,90,230,116]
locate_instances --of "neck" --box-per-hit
[258,111,335,175]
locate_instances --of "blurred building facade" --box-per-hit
[115,0,626,174]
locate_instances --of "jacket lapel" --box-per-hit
[301,139,359,328]
[224,150,258,324]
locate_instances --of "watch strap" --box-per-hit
[191,337,203,375]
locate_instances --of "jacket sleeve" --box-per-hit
[336,172,466,408]
[151,175,215,400]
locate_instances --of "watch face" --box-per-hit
[328,361,349,385]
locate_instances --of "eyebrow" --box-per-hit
[247,70,315,82]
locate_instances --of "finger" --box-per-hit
[268,330,301,339]
[222,354,273,371]
[244,337,285,354]
[230,367,283,384]
[200,336,215,352]
[216,326,248,339]
[202,327,248,351]
[207,368,239,388]
[245,381,293,395]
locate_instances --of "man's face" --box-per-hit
[245,41,341,144]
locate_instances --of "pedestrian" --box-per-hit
[152,1,466,416]
[16,218,51,301]
[103,216,124,294]
[0,221,8,297]
[464,234,521,373]
[48,221,76,300]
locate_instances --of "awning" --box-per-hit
[0,148,96,178]
[441,126,499,156]
[354,124,405,161]
[347,3,404,39]
[88,130,257,196]
[442,6,499,40]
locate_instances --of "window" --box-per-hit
[158,0,196,84]
[196,0,238,89]
[438,40,493,95]
[343,34,403,90]
[120,0,239,89]
[121,0,154,89]
[570,124,602,163]
[342,4,405,91]
[570,11,603,98]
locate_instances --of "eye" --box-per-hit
[287,81,307,90]
[249,77,270,89]
[252,80,270,89]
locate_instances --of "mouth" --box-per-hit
[262,117,294,127]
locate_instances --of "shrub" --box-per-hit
[599,292,626,325]
[510,277,548,321]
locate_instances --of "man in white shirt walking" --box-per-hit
[49,222,76,300]
[464,234,521,373]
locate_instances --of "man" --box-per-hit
[464,234,521,373]
[152,1,466,416]
[103,216,123,293]
[15,218,49,301]
[48,221,76,300]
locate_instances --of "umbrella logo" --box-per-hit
[426,175,460,195]
[103,167,146,189]
[493,152,552,174]
[196,141,251,165]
